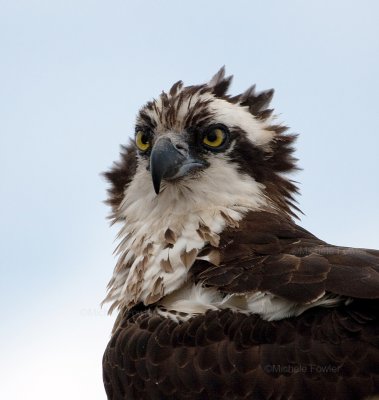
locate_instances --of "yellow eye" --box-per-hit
[135,130,151,152]
[202,127,226,148]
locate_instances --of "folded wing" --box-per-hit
[192,211,379,304]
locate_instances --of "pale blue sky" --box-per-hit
[1,1,378,399]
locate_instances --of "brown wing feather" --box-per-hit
[103,302,379,399]
[191,211,379,303]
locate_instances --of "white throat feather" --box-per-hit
[103,157,269,313]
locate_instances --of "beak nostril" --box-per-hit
[175,143,187,151]
[173,142,189,157]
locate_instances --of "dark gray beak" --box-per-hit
[150,138,205,194]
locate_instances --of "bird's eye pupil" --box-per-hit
[141,134,149,144]
[207,131,218,142]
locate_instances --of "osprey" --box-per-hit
[102,68,379,400]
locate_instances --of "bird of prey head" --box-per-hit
[106,67,298,220]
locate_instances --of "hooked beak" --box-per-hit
[149,138,205,194]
